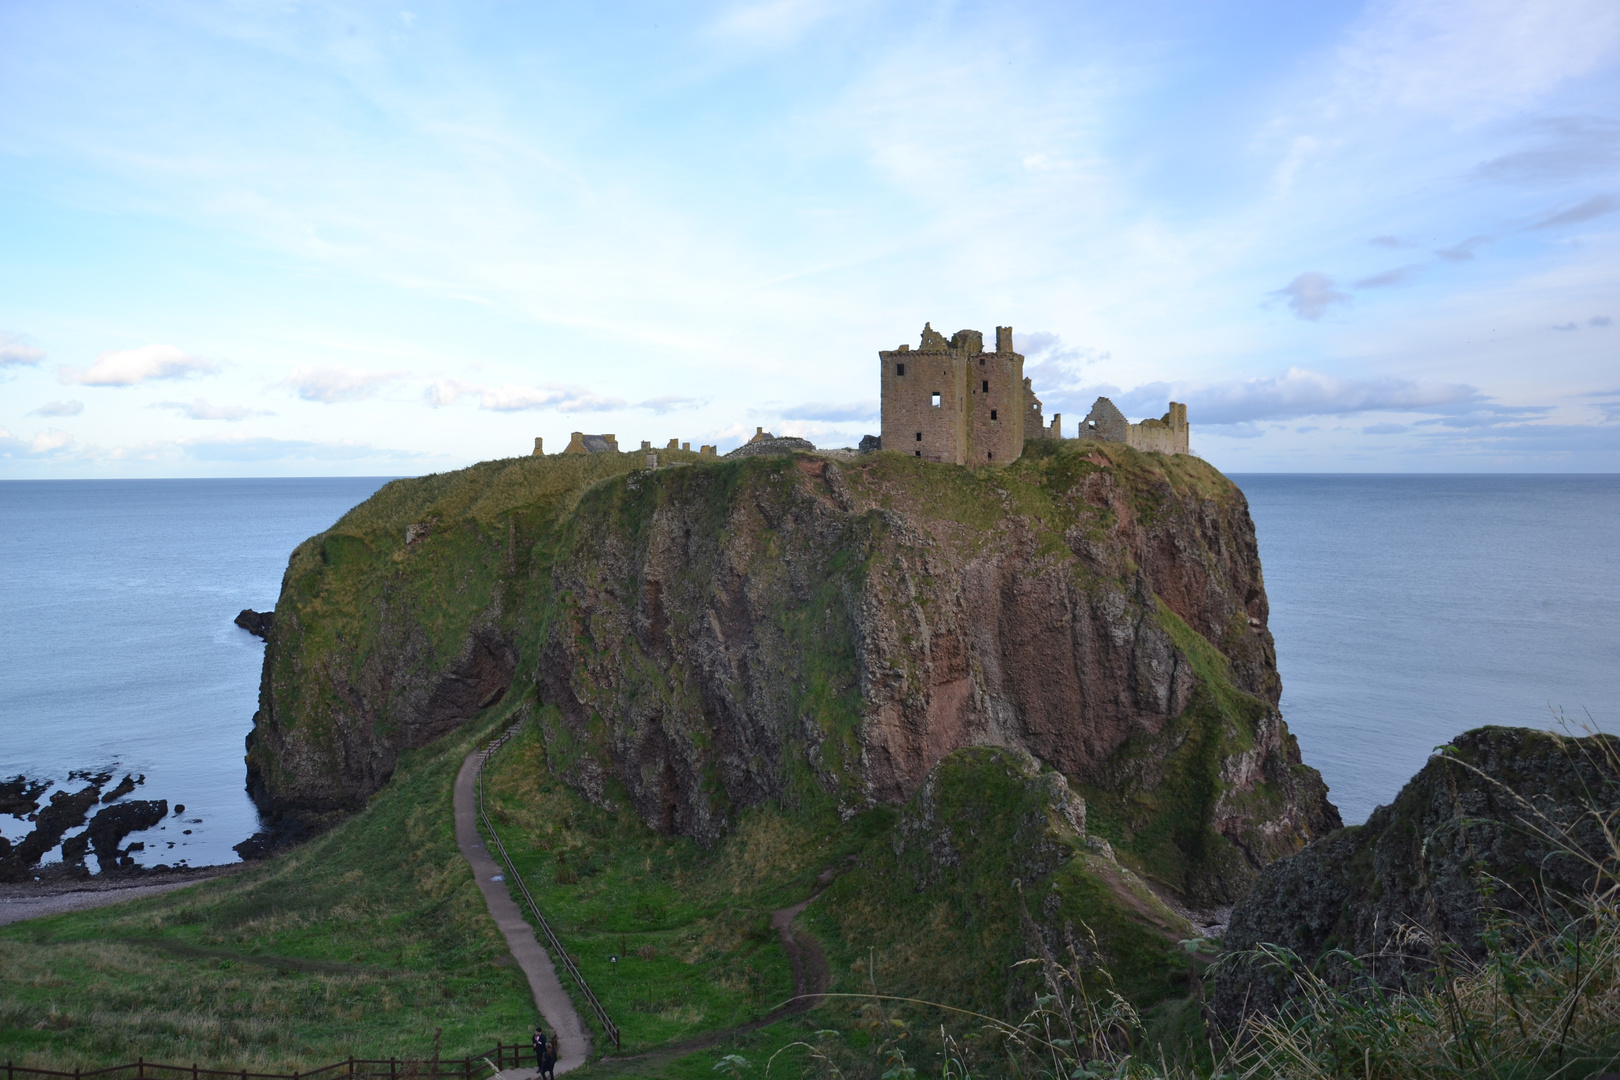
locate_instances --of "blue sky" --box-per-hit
[1,0,1617,476]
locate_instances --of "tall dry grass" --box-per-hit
[771,731,1620,1079]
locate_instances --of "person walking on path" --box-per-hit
[532,1026,548,1066]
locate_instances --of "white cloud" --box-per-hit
[1273,273,1349,321]
[153,398,265,421]
[31,429,74,454]
[61,344,218,386]
[30,400,84,417]
[281,366,401,403]
[0,332,46,368]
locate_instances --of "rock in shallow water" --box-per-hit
[234,608,274,639]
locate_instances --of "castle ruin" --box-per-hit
[1080,398,1190,455]
[878,322,1189,463]
[880,323,1034,465]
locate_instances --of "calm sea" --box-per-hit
[1236,474,1620,823]
[0,478,392,870]
[1,474,1616,870]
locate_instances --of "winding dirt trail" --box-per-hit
[454,747,591,1075]
[584,870,836,1077]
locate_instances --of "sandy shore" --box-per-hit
[0,866,236,926]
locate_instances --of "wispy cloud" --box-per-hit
[708,0,856,51]
[180,434,417,463]
[0,332,46,368]
[1335,0,1620,118]
[426,378,695,414]
[153,398,267,421]
[1473,116,1620,184]
[1592,315,1614,327]
[29,400,83,417]
[281,366,401,403]
[1532,194,1618,229]
[1435,235,1491,261]
[1085,367,1485,427]
[641,395,705,415]
[60,344,217,386]
[780,400,877,422]
[1273,273,1348,320]
[1355,265,1420,288]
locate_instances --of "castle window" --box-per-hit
[915,450,921,457]
[991,409,997,420]
[982,380,989,393]
[988,452,994,460]
[915,432,922,441]
[896,362,906,376]
[930,392,941,408]
[979,358,985,366]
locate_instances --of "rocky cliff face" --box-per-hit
[246,441,1336,902]
[1213,726,1620,1022]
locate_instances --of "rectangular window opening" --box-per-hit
[915,450,922,457]
[896,362,906,376]
[991,409,997,420]
[930,392,941,408]
[982,380,989,393]
[915,432,923,441]
[988,452,994,460]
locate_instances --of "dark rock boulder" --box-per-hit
[235,609,274,639]
[80,799,169,871]
[858,434,881,453]
[1213,726,1620,1023]
[101,773,141,803]
[0,776,49,817]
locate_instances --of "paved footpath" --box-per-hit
[454,747,591,1075]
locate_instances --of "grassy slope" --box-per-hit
[0,711,533,1070]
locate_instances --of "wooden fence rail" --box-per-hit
[4,1042,546,1080]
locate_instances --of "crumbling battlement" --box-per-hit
[1079,398,1190,455]
[879,322,1027,465]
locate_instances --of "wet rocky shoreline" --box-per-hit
[1,771,199,882]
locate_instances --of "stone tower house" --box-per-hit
[880,323,1027,464]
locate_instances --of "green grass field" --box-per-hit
[0,713,535,1071]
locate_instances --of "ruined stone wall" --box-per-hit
[1080,399,1190,456]
[1125,403,1190,455]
